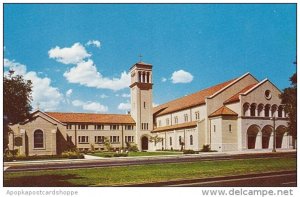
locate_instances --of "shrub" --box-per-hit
[200,144,211,152]
[126,142,139,152]
[183,149,195,154]
[103,154,113,157]
[113,153,128,157]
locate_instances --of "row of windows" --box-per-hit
[168,135,194,146]
[78,135,135,144]
[158,111,201,127]
[66,124,134,130]
[141,123,149,130]
[213,125,232,133]
[243,103,285,118]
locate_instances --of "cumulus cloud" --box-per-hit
[118,102,131,111]
[48,42,91,64]
[171,70,194,84]
[49,42,130,91]
[4,58,63,111]
[121,93,131,98]
[86,40,101,48]
[99,94,109,99]
[152,102,159,107]
[72,99,108,113]
[63,59,130,91]
[161,77,167,82]
[66,89,73,97]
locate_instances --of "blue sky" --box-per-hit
[4,4,296,113]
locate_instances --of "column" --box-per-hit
[255,131,262,149]
[269,132,274,149]
[282,132,288,149]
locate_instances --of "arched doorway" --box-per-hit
[141,136,148,150]
[276,125,287,148]
[261,125,272,149]
[247,125,260,149]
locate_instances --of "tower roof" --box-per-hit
[130,61,152,70]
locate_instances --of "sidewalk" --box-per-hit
[4,149,296,166]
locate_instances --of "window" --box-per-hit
[78,136,89,144]
[170,137,172,146]
[250,104,256,116]
[214,125,216,132]
[229,124,232,132]
[67,135,72,143]
[144,102,146,109]
[141,123,149,130]
[174,116,178,124]
[195,112,200,120]
[265,90,272,100]
[79,124,88,130]
[95,124,104,130]
[110,125,119,130]
[158,120,162,127]
[34,130,44,148]
[265,105,270,117]
[179,136,182,145]
[190,135,193,145]
[166,118,170,126]
[278,106,283,118]
[125,125,133,130]
[184,114,188,122]
[66,124,72,130]
[110,136,120,143]
[125,136,134,142]
[95,136,105,144]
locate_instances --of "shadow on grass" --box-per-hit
[4,174,85,187]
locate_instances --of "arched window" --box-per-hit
[250,103,256,116]
[190,135,193,145]
[264,104,271,117]
[278,106,283,117]
[243,103,250,116]
[34,129,44,148]
[229,124,232,132]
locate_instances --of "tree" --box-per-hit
[104,137,111,151]
[149,135,163,148]
[280,62,297,148]
[4,74,32,151]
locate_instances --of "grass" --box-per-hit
[4,157,296,187]
[87,151,182,157]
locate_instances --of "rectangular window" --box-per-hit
[110,136,120,143]
[78,136,89,144]
[170,137,172,146]
[184,114,188,122]
[214,125,216,132]
[166,118,170,126]
[95,136,105,144]
[229,124,232,132]
[79,124,88,130]
[195,112,200,120]
[174,116,178,124]
[125,125,133,130]
[125,136,134,142]
[94,124,104,130]
[144,102,146,109]
[110,125,119,130]
[66,124,72,130]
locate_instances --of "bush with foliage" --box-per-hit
[200,144,211,152]
[183,149,196,154]
[126,142,139,152]
[61,151,84,159]
[113,153,128,157]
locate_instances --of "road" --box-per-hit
[126,170,297,187]
[4,152,296,173]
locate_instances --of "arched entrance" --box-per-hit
[261,125,272,149]
[276,125,287,148]
[141,136,148,150]
[247,125,260,149]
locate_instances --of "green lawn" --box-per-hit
[88,151,182,157]
[4,157,296,187]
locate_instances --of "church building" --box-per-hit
[8,61,293,155]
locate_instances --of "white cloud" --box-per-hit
[161,77,167,82]
[99,94,109,99]
[63,59,130,91]
[171,70,194,84]
[86,40,101,48]
[121,93,131,98]
[72,99,108,113]
[4,58,63,111]
[66,89,73,97]
[48,42,91,64]
[118,102,131,111]
[152,102,159,107]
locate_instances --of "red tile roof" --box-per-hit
[209,106,238,118]
[223,83,257,104]
[152,121,198,133]
[45,112,135,124]
[153,79,236,116]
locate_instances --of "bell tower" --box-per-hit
[130,61,153,150]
